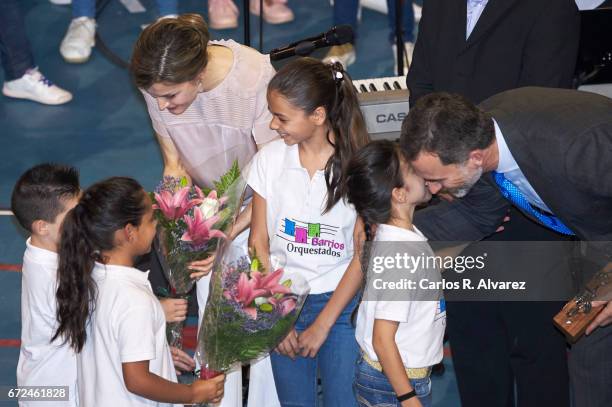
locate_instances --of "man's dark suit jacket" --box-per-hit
[413,87,612,258]
[407,0,581,105]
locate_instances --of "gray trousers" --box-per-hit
[569,323,612,407]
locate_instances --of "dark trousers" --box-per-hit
[567,244,612,407]
[135,246,199,317]
[447,301,569,407]
[447,208,572,407]
[0,0,35,81]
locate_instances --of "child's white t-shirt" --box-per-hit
[17,239,78,406]
[355,224,446,368]
[247,139,357,294]
[78,263,179,407]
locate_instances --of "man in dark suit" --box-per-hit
[401,87,612,407]
[407,0,580,105]
[406,2,581,406]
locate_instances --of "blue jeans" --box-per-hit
[0,0,35,80]
[353,356,432,407]
[72,0,177,18]
[271,292,360,407]
[333,0,415,43]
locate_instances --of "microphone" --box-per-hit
[269,25,354,61]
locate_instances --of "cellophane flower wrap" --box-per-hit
[152,161,245,348]
[196,248,310,380]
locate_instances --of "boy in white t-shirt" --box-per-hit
[344,141,446,407]
[11,164,81,406]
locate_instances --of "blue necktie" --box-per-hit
[493,172,574,235]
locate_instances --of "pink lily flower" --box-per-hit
[253,269,292,296]
[269,296,297,316]
[154,186,201,220]
[224,272,267,319]
[180,210,226,247]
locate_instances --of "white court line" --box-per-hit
[119,0,146,13]
[0,210,13,216]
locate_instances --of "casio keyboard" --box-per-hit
[353,76,410,141]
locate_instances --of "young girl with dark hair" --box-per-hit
[248,57,369,405]
[53,177,225,406]
[344,140,445,407]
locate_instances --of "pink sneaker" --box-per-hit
[250,0,294,24]
[208,0,239,30]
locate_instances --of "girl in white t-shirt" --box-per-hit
[52,177,225,407]
[344,140,446,407]
[248,57,370,406]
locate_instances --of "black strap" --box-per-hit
[397,389,417,402]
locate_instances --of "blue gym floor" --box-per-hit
[0,0,460,405]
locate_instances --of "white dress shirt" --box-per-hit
[494,119,552,212]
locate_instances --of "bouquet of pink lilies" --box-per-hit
[152,162,244,348]
[196,250,310,379]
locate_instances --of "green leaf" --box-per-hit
[179,177,189,187]
[213,160,241,197]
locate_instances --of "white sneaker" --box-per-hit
[50,0,72,4]
[391,42,414,75]
[2,68,72,105]
[60,17,96,64]
[322,44,356,69]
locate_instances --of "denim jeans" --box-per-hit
[270,292,360,407]
[72,0,178,18]
[72,0,96,18]
[333,0,415,43]
[353,356,432,407]
[0,0,35,80]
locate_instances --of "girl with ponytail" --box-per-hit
[53,177,225,406]
[247,57,369,405]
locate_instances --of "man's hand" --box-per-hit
[586,301,612,335]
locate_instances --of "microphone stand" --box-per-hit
[243,0,250,46]
[242,0,265,52]
[395,0,404,76]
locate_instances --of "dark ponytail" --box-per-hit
[53,177,148,352]
[344,140,405,227]
[345,140,405,325]
[268,57,370,213]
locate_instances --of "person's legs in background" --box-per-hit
[60,0,96,63]
[0,0,72,104]
[208,0,294,31]
[322,0,359,67]
[386,0,415,74]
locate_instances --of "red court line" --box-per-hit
[0,339,21,348]
[0,263,21,272]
